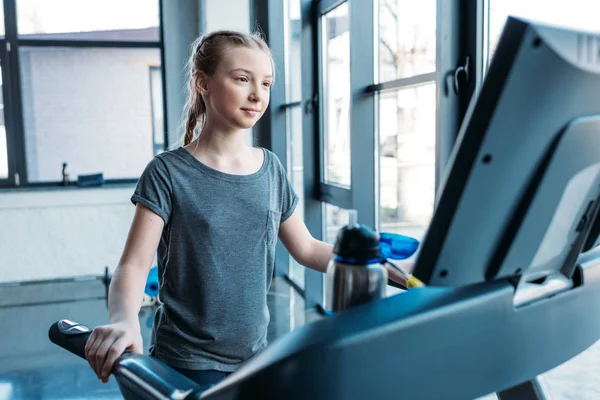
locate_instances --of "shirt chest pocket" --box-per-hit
[266,210,281,246]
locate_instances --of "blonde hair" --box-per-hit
[175,30,275,148]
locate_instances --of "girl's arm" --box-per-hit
[279,209,416,284]
[278,209,332,273]
[109,204,165,324]
[85,203,164,382]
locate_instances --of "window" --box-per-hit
[16,0,159,41]
[150,66,164,155]
[378,0,436,82]
[285,0,302,103]
[487,0,600,69]
[379,84,436,241]
[287,104,305,287]
[322,2,350,187]
[324,203,348,246]
[284,0,305,288]
[20,47,161,181]
[0,64,6,179]
[377,0,437,240]
[1,0,164,187]
[0,0,4,37]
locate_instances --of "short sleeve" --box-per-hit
[131,156,173,224]
[275,156,299,223]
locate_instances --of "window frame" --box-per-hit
[0,36,11,183]
[0,0,167,189]
[256,0,477,309]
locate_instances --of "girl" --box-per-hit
[84,30,410,388]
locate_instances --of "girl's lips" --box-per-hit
[242,108,260,116]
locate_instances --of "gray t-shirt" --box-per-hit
[131,146,298,372]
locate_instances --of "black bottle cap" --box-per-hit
[333,222,381,263]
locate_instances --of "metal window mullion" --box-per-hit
[16,39,161,48]
[0,40,11,185]
[251,0,290,280]
[435,0,482,198]
[367,71,437,93]
[349,0,376,228]
[3,0,27,186]
[158,0,169,151]
[319,0,346,15]
[251,0,287,157]
[301,0,324,308]
[319,183,352,210]
[317,10,326,186]
[477,0,488,91]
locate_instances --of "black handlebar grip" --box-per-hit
[48,319,93,360]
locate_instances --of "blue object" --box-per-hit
[145,266,159,297]
[378,232,419,260]
[77,173,104,187]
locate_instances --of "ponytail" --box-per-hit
[183,87,206,146]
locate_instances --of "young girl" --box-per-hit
[84,30,410,387]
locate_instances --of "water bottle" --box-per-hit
[325,210,388,313]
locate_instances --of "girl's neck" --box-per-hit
[184,122,263,176]
[190,120,248,158]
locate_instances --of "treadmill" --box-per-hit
[49,16,600,400]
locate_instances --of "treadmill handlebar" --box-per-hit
[48,319,93,360]
[49,319,205,400]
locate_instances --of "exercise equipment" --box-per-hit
[49,17,600,399]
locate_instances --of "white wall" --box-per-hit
[0,187,133,282]
[205,0,250,33]
[0,0,251,284]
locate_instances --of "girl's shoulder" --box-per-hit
[139,147,190,179]
[150,147,193,168]
[255,147,283,170]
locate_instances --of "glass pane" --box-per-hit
[324,204,349,245]
[379,83,436,242]
[150,67,164,155]
[285,0,302,103]
[0,63,6,179]
[0,131,6,178]
[0,0,5,37]
[322,2,351,187]
[17,0,160,41]
[488,0,600,66]
[288,106,305,288]
[378,0,436,82]
[20,47,162,182]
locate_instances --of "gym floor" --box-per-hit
[0,277,320,399]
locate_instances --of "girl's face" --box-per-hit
[200,46,273,131]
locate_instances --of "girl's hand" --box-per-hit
[84,321,143,383]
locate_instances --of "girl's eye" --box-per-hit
[263,82,272,88]
[236,77,249,82]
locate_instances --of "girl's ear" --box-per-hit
[195,72,209,95]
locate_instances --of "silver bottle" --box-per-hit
[325,210,388,313]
